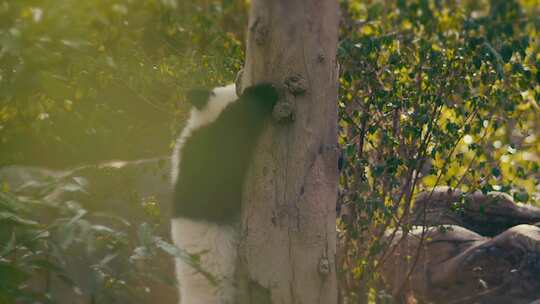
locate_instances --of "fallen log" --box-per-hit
[381,187,540,304]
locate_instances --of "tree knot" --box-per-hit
[318,256,331,276]
[284,74,307,96]
[273,101,294,123]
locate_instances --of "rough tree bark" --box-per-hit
[236,1,340,303]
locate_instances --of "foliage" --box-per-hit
[0,0,244,167]
[337,0,540,302]
[0,174,186,303]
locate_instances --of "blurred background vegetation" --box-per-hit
[0,0,245,167]
[1,0,540,303]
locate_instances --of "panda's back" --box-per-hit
[173,97,265,222]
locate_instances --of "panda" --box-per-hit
[170,82,278,304]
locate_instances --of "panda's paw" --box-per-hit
[241,83,279,104]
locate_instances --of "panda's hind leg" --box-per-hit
[171,217,239,304]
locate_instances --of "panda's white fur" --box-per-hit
[171,218,239,304]
[171,84,237,185]
[171,83,240,304]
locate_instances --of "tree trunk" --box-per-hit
[237,1,340,303]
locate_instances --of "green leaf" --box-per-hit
[0,212,39,226]
[0,232,16,257]
[29,259,64,273]
[0,263,31,289]
[66,209,87,226]
[137,222,154,247]
[491,167,501,178]
[154,238,188,260]
[130,246,152,261]
[95,253,118,268]
[514,191,529,203]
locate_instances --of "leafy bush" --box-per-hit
[337,0,540,301]
[0,175,186,303]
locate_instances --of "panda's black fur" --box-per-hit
[170,83,278,304]
[173,83,278,222]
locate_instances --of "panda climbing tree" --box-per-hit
[171,0,340,303]
[171,83,279,304]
